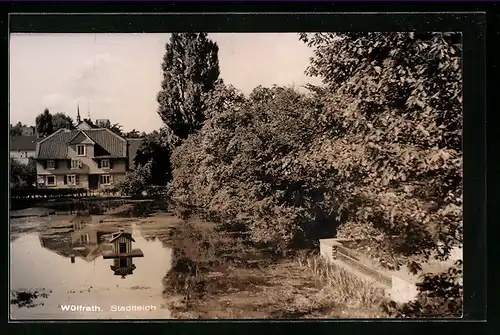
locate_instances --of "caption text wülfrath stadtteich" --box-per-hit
[60,305,157,312]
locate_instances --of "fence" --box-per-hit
[10,188,89,200]
[320,238,419,303]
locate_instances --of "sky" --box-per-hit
[9,33,322,133]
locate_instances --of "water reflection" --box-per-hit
[10,218,173,319]
[111,258,137,278]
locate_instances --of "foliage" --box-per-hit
[134,130,173,185]
[157,33,220,143]
[94,120,125,136]
[169,85,332,249]
[10,122,31,137]
[383,260,463,318]
[169,32,463,270]
[107,123,124,137]
[295,32,463,266]
[116,161,153,196]
[10,157,37,188]
[52,113,74,131]
[124,129,146,138]
[35,109,54,138]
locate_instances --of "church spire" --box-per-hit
[76,104,81,124]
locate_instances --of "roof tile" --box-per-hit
[37,129,127,159]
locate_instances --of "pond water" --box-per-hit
[10,224,173,320]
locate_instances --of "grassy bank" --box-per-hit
[162,221,388,319]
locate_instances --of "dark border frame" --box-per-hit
[2,2,490,334]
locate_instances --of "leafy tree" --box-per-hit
[117,161,153,197]
[134,130,172,185]
[52,113,74,131]
[35,109,54,138]
[298,32,463,267]
[10,122,25,136]
[124,129,146,139]
[10,158,37,188]
[93,120,125,137]
[107,123,124,137]
[157,33,220,144]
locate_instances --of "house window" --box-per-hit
[101,174,111,185]
[77,145,86,156]
[46,175,56,186]
[47,160,55,169]
[71,159,80,169]
[80,234,90,244]
[64,175,79,186]
[101,159,110,169]
[67,175,76,185]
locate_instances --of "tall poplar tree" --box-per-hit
[157,33,220,142]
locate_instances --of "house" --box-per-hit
[101,229,144,259]
[10,136,38,164]
[70,228,115,262]
[35,126,142,190]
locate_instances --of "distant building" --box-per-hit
[10,136,37,164]
[35,127,143,189]
[76,120,98,130]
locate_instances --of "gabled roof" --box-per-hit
[109,232,135,243]
[77,120,99,130]
[68,131,96,145]
[10,136,38,151]
[37,128,127,159]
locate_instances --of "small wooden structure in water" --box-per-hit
[110,257,137,278]
[101,229,144,259]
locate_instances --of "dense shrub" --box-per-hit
[299,33,463,267]
[117,161,153,197]
[169,85,336,250]
[134,129,173,185]
[10,157,36,189]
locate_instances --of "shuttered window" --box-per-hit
[101,175,111,185]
